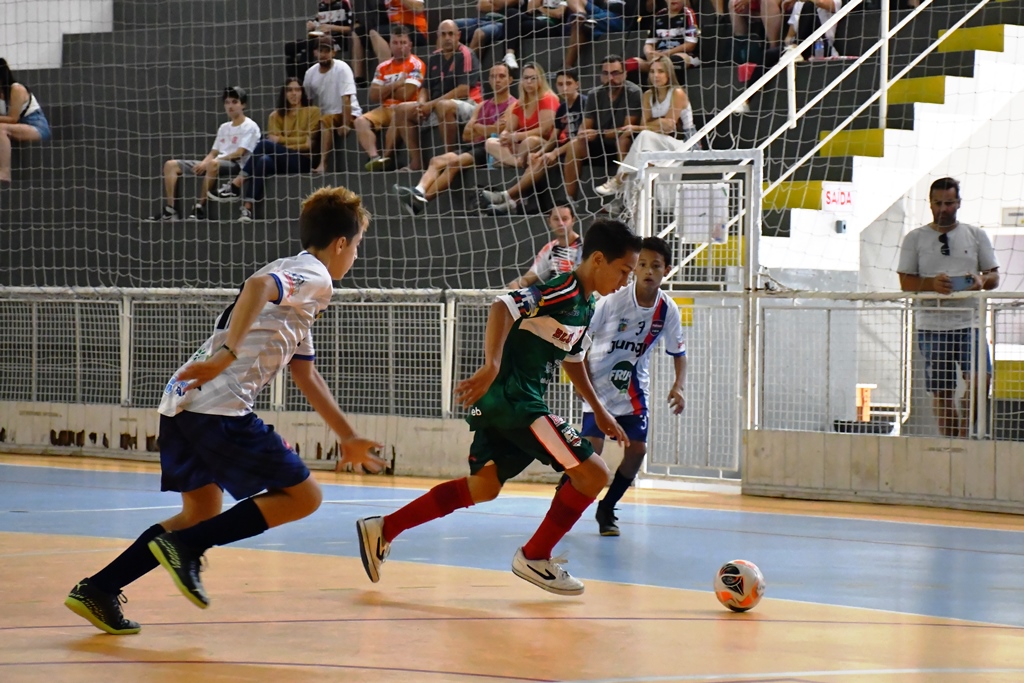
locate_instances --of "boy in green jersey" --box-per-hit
[357,219,641,595]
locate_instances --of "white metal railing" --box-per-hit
[649,0,992,207]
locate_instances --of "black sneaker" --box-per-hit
[148,533,209,608]
[393,185,425,216]
[595,504,620,537]
[146,205,179,222]
[64,578,141,635]
[187,203,207,220]
[208,183,241,202]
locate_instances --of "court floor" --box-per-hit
[1,453,1023,683]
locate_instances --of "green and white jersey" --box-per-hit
[469,272,594,429]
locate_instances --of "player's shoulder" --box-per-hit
[536,239,559,256]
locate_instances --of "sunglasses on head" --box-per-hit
[938,232,950,256]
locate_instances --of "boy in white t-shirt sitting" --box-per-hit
[146,86,262,221]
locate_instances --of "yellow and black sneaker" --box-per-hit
[64,578,141,635]
[148,533,209,609]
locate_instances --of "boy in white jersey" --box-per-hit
[507,205,583,288]
[580,236,686,536]
[65,186,386,635]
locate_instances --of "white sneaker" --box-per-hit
[594,175,623,196]
[503,51,519,71]
[480,189,506,205]
[488,197,518,214]
[511,547,584,596]
[356,516,390,583]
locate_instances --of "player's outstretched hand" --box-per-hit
[337,437,387,474]
[668,387,685,415]
[595,409,630,449]
[174,352,234,391]
[455,365,499,408]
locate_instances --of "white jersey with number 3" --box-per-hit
[158,252,334,417]
[582,285,685,417]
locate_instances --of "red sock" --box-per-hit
[382,478,474,543]
[522,481,595,560]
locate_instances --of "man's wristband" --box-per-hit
[219,344,238,359]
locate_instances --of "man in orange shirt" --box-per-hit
[355,24,425,171]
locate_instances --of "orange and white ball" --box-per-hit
[713,559,765,612]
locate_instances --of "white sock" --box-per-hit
[415,184,426,194]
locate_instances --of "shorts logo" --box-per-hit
[549,415,582,447]
[610,360,634,393]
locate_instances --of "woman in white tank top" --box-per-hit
[595,56,696,197]
[0,58,51,187]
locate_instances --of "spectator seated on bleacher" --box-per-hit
[479,69,587,214]
[286,0,368,85]
[500,0,570,72]
[627,0,700,86]
[782,0,843,59]
[392,20,482,172]
[0,58,52,188]
[730,0,785,63]
[355,25,426,172]
[506,205,582,287]
[456,0,520,60]
[303,36,362,174]
[484,62,559,169]
[208,78,321,223]
[593,55,697,198]
[145,87,260,221]
[560,55,641,203]
[366,0,430,66]
[564,0,646,68]
[392,63,517,216]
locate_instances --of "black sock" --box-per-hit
[600,471,634,510]
[90,523,165,594]
[173,497,269,553]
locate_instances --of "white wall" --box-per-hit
[0,0,113,70]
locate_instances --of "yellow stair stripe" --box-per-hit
[672,297,695,327]
[692,237,746,268]
[888,76,946,105]
[763,181,822,210]
[818,129,885,158]
[938,24,1005,53]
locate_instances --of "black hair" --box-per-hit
[299,186,369,249]
[0,58,17,103]
[640,236,672,269]
[555,68,579,83]
[602,54,624,67]
[390,23,412,38]
[929,177,960,199]
[582,219,642,262]
[276,77,309,117]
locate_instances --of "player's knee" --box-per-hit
[298,479,324,516]
[570,456,610,497]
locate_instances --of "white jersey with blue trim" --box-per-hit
[158,252,334,417]
[581,285,685,417]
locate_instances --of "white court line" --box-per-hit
[0,548,124,558]
[322,498,415,504]
[2,505,184,514]
[563,668,1024,683]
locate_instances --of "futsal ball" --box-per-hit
[714,560,765,612]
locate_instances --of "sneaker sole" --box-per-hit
[206,191,240,203]
[599,528,621,537]
[511,564,585,596]
[148,540,209,609]
[64,596,140,635]
[355,519,381,583]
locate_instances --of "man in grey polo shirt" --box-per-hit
[897,177,1000,438]
[561,54,643,203]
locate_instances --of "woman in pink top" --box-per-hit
[393,63,517,215]
[485,62,559,168]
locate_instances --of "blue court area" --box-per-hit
[2,462,1023,628]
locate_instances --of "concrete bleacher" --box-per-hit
[1,0,1021,288]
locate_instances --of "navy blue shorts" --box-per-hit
[917,328,991,393]
[581,411,649,442]
[159,411,310,500]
